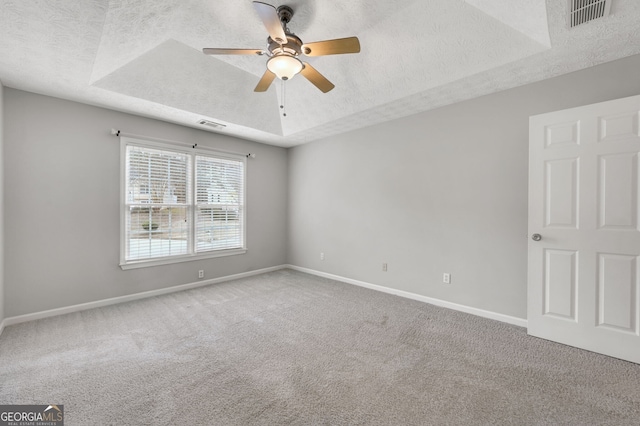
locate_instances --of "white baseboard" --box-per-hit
[1,265,287,330]
[0,264,527,336]
[285,265,528,328]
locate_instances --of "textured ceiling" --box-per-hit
[1,0,639,147]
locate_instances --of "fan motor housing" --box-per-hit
[268,34,302,56]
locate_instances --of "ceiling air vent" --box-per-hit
[197,119,226,129]
[568,0,611,28]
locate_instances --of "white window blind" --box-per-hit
[121,137,246,268]
[195,155,244,252]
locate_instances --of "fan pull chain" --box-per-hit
[280,79,287,117]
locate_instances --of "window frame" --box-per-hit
[120,136,247,270]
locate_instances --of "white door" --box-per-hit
[528,94,640,364]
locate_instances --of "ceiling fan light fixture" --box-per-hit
[267,54,303,80]
[202,2,360,93]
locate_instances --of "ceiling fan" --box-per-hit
[202,1,360,93]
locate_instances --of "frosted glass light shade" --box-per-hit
[267,55,303,80]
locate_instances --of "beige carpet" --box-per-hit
[1,269,639,425]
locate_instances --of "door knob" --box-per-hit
[532,233,542,241]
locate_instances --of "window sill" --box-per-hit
[120,248,247,270]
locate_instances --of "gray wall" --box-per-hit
[0,81,4,324]
[3,89,288,317]
[5,54,640,321]
[287,54,640,320]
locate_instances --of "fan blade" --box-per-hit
[300,63,335,93]
[302,37,360,56]
[254,70,276,92]
[253,1,287,44]
[203,48,264,55]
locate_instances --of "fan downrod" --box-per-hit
[277,5,294,25]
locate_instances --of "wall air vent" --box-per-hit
[197,119,227,129]
[568,0,611,28]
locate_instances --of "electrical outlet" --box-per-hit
[320,252,325,261]
[198,270,204,279]
[443,273,451,284]
[382,263,388,272]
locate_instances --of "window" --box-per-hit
[120,137,245,269]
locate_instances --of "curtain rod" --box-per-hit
[111,129,255,158]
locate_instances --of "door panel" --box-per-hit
[529,94,640,364]
[598,112,639,142]
[545,158,579,228]
[597,153,638,230]
[597,253,638,333]
[544,249,578,320]
[545,121,580,147]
